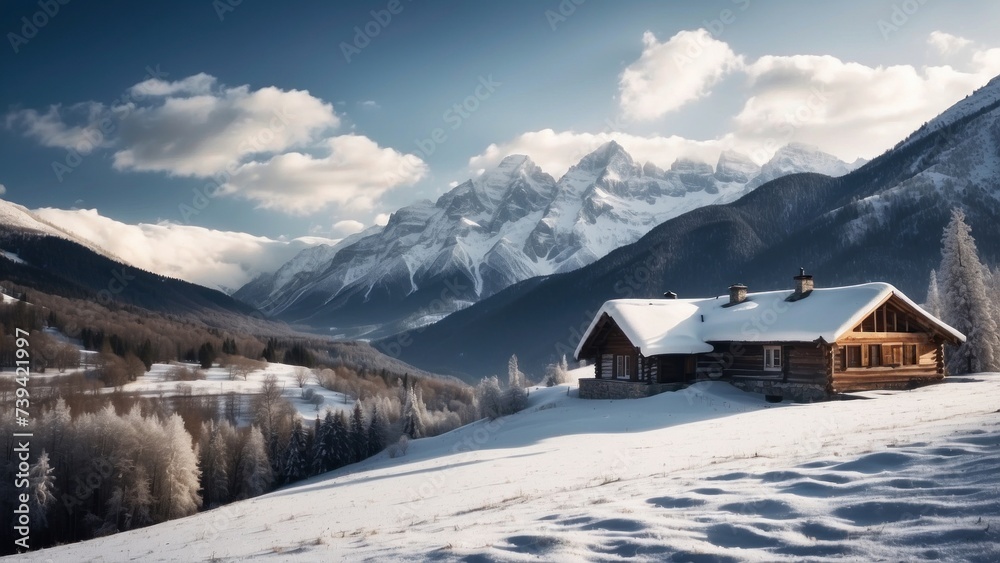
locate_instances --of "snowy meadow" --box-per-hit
[13,367,1000,562]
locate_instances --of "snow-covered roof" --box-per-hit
[575,282,965,359]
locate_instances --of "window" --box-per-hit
[615,355,632,379]
[903,344,918,366]
[844,345,862,368]
[764,346,782,371]
[868,344,881,367]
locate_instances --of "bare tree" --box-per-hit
[293,366,311,388]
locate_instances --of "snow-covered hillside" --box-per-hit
[0,199,120,260]
[237,142,861,339]
[23,369,1000,562]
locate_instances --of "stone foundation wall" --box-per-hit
[729,378,829,403]
[578,378,684,400]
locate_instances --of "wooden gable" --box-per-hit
[831,292,952,391]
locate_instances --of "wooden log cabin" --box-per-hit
[574,271,965,401]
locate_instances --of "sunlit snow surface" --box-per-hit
[17,368,1000,562]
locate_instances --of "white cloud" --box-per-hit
[0,183,6,195]
[732,46,1000,162]
[332,219,364,235]
[474,31,1000,176]
[112,82,340,176]
[5,102,110,155]
[373,213,391,226]
[929,31,972,55]
[359,100,380,109]
[619,29,742,121]
[220,135,427,214]
[9,74,427,216]
[130,73,218,97]
[469,128,731,178]
[32,207,337,291]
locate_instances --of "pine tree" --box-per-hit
[350,402,367,462]
[198,342,216,369]
[939,208,1000,374]
[138,338,155,371]
[332,411,350,467]
[925,269,943,318]
[367,403,387,456]
[312,412,334,474]
[282,420,309,484]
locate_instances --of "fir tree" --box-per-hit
[367,403,387,456]
[198,342,216,369]
[925,269,943,318]
[939,208,1000,374]
[281,420,309,483]
[312,412,335,474]
[350,402,367,462]
[332,411,351,467]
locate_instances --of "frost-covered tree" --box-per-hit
[545,354,572,386]
[939,208,1000,374]
[475,376,504,420]
[155,413,202,520]
[332,411,351,467]
[508,354,524,388]
[925,269,943,318]
[27,450,56,530]
[236,426,272,499]
[198,421,232,508]
[400,385,425,439]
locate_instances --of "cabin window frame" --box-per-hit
[868,344,881,367]
[615,354,633,379]
[763,346,782,372]
[844,345,862,369]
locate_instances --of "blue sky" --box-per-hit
[2,0,1000,288]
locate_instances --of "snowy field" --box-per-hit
[117,360,356,420]
[11,367,1000,562]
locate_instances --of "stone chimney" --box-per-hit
[792,268,814,299]
[728,283,748,305]
[663,291,678,299]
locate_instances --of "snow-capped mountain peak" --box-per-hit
[236,142,858,340]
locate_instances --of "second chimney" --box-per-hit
[793,268,814,299]
[729,283,748,305]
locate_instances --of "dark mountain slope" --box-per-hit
[0,229,258,318]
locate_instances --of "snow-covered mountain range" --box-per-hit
[236,142,862,339]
